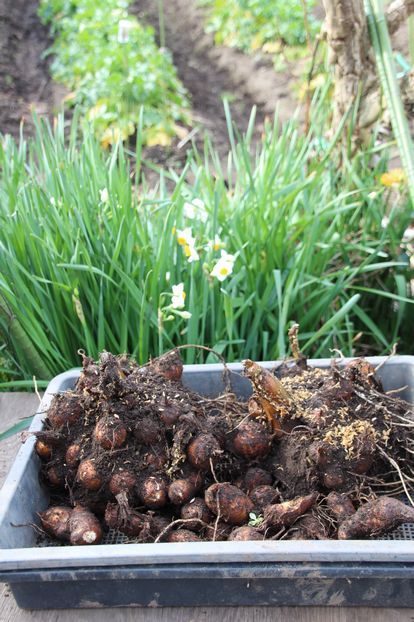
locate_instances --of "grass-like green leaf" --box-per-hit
[0,417,34,442]
[0,93,412,376]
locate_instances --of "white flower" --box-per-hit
[99,188,109,203]
[176,227,195,247]
[220,250,235,262]
[118,19,134,43]
[176,227,199,262]
[171,283,186,309]
[163,283,192,320]
[211,250,235,282]
[207,235,222,252]
[183,202,196,220]
[403,226,414,243]
[183,243,200,263]
[368,191,378,200]
[381,216,390,229]
[183,198,208,222]
[165,271,171,283]
[50,197,56,206]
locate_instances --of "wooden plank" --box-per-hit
[0,393,40,489]
[0,393,413,621]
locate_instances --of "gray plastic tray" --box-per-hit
[0,356,414,608]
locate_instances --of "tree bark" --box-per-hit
[322,0,378,145]
[387,0,414,34]
[322,0,414,145]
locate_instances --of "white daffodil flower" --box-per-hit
[171,283,186,309]
[175,228,199,262]
[184,243,200,263]
[211,250,235,282]
[207,235,222,252]
[176,227,195,247]
[183,198,208,222]
[183,202,196,220]
[99,188,109,203]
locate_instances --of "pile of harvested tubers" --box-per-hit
[35,341,414,545]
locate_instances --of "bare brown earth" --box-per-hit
[0,0,64,138]
[132,0,300,159]
[0,0,301,160]
[0,0,409,163]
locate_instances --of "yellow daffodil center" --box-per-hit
[177,236,187,246]
[220,267,229,276]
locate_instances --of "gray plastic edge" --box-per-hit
[1,357,414,571]
[2,540,414,570]
[0,369,82,556]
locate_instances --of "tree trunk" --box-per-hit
[322,0,378,145]
[322,0,414,145]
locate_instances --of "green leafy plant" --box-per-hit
[38,0,190,148]
[0,345,17,384]
[365,0,414,208]
[0,93,412,379]
[248,512,264,527]
[199,0,320,68]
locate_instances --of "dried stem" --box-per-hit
[288,323,301,360]
[377,445,414,506]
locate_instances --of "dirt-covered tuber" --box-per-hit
[228,526,263,541]
[338,497,414,539]
[187,433,221,471]
[232,420,271,459]
[109,471,137,496]
[77,459,103,491]
[39,506,72,541]
[167,529,201,542]
[249,485,279,510]
[180,498,213,530]
[205,483,254,525]
[168,479,196,506]
[263,493,318,530]
[94,417,127,450]
[69,506,103,545]
[138,475,168,509]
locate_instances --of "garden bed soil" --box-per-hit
[132,0,299,162]
[0,0,64,139]
[0,0,299,163]
[0,0,410,169]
